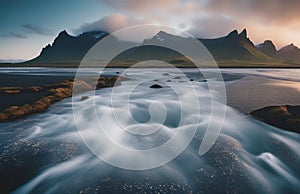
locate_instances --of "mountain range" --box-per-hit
[11,29,300,67]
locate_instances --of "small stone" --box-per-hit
[80,96,89,101]
[150,84,163,89]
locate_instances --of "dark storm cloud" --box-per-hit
[22,24,54,36]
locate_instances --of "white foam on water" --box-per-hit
[5,68,300,193]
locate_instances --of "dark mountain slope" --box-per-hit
[277,44,300,61]
[18,28,300,67]
[257,40,277,58]
[199,29,271,60]
[28,30,108,64]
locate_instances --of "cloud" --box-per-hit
[73,14,152,34]
[2,24,53,39]
[94,0,300,47]
[100,0,300,26]
[22,24,54,36]
[99,0,203,25]
[100,0,178,13]
[188,15,240,38]
[205,0,300,25]
[1,32,27,39]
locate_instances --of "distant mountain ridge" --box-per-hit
[22,28,300,67]
[258,41,300,62]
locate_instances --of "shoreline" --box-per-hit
[0,76,120,122]
[225,75,300,133]
[1,69,299,134]
[1,60,300,69]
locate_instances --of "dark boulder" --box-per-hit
[150,84,163,89]
[80,96,89,101]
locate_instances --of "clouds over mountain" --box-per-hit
[74,14,151,34]
[91,0,300,47]
[188,16,240,38]
[100,0,300,26]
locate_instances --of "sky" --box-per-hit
[1,0,300,62]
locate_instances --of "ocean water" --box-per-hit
[0,68,300,193]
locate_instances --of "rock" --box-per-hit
[0,76,120,122]
[96,76,120,89]
[251,105,300,133]
[24,86,43,92]
[163,73,170,76]
[190,79,194,81]
[0,87,23,95]
[174,76,181,79]
[80,96,89,101]
[33,97,52,112]
[73,80,93,94]
[49,87,72,98]
[150,84,163,89]
[1,104,34,120]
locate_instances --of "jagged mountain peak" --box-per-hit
[277,43,300,61]
[226,29,248,40]
[57,30,72,38]
[262,40,276,46]
[156,30,169,36]
[27,28,300,65]
[279,43,299,52]
[257,40,277,57]
[227,30,239,37]
[240,29,247,39]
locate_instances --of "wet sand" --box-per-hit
[0,73,74,111]
[226,75,300,113]
[0,71,120,122]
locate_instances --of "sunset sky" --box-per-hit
[1,0,300,62]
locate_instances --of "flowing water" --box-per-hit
[0,68,300,193]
